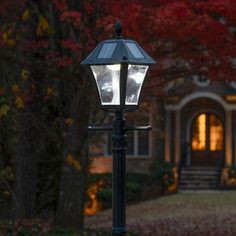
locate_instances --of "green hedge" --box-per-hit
[87,173,147,209]
[87,161,175,210]
[149,160,175,192]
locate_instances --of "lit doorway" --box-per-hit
[191,113,224,166]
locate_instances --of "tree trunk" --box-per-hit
[12,105,38,218]
[56,84,91,230]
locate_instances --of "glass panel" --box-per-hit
[97,43,117,59]
[209,114,223,151]
[126,43,144,58]
[91,64,120,105]
[192,114,206,150]
[125,64,148,105]
[138,131,149,155]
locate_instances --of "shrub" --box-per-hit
[228,166,236,180]
[149,160,175,192]
[96,187,112,209]
[87,173,148,210]
[126,181,142,202]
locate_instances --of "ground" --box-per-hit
[85,191,236,236]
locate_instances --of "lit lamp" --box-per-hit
[81,22,155,112]
[82,22,156,236]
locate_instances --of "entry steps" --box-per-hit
[179,167,219,190]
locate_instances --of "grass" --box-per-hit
[85,191,236,236]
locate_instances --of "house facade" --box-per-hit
[89,77,236,188]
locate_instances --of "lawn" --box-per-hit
[85,191,236,236]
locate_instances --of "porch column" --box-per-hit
[226,110,232,167]
[151,98,164,160]
[174,110,181,164]
[165,110,171,162]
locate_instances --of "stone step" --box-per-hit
[181,170,217,175]
[185,166,217,170]
[179,186,218,190]
[181,175,217,180]
[179,167,219,190]
[180,183,218,187]
[180,180,217,185]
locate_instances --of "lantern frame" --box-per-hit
[81,22,156,112]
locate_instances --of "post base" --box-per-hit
[112,227,127,235]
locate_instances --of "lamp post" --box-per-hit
[82,22,156,235]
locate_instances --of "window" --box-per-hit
[89,113,150,158]
[193,75,210,87]
[209,114,224,151]
[192,114,206,150]
[191,113,223,151]
[106,129,149,157]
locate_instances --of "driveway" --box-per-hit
[85,191,236,236]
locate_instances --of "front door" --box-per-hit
[191,113,224,166]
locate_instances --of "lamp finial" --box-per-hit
[115,21,122,38]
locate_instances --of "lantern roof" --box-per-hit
[81,22,156,66]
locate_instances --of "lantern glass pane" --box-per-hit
[125,64,148,105]
[91,64,121,105]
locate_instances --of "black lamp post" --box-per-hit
[82,22,156,235]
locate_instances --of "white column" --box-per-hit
[165,110,171,162]
[226,110,232,166]
[175,110,181,164]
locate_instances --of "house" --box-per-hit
[89,76,236,189]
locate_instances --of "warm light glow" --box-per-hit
[84,182,103,215]
[192,113,223,152]
[125,64,148,105]
[192,114,206,150]
[225,95,236,102]
[107,64,121,71]
[91,65,120,105]
[209,114,223,151]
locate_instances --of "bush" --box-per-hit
[228,166,236,180]
[87,173,148,210]
[96,187,112,209]
[126,181,142,202]
[149,160,174,192]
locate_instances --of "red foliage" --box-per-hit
[0,0,236,103]
[53,0,68,12]
[57,56,73,68]
[60,10,81,27]
[61,39,81,51]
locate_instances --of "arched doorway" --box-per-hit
[191,112,224,166]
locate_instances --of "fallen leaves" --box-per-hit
[0,104,10,117]
[86,191,236,236]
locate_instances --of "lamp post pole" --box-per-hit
[112,111,127,235]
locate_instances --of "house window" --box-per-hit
[193,75,210,87]
[191,113,223,151]
[106,113,150,157]
[106,130,149,157]
[89,113,150,158]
